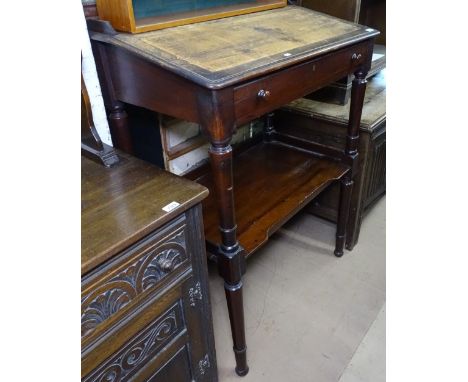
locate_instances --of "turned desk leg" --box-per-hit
[209,143,249,376]
[335,69,368,257]
[108,101,134,154]
[335,178,353,257]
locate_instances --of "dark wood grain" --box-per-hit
[81,153,208,275]
[333,69,368,256]
[82,155,217,382]
[195,141,348,256]
[81,215,190,346]
[195,85,249,375]
[103,46,202,124]
[233,40,372,124]
[108,101,133,154]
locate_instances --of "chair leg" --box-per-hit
[335,176,353,257]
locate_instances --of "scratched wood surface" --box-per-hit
[92,6,378,88]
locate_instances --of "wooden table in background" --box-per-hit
[89,6,378,376]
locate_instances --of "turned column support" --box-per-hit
[108,101,134,154]
[335,68,368,257]
[198,89,249,376]
[346,69,368,159]
[335,176,353,257]
[208,142,249,377]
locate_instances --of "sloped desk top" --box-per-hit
[91,6,378,88]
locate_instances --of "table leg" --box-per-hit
[335,69,368,257]
[335,177,353,257]
[108,101,134,154]
[199,88,249,375]
[209,143,249,376]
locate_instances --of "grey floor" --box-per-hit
[207,197,386,382]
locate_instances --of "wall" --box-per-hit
[80,7,113,146]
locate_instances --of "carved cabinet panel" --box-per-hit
[81,215,190,343]
[81,205,218,382]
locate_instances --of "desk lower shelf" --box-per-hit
[194,141,348,258]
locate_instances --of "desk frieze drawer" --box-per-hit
[233,40,372,125]
[81,215,190,342]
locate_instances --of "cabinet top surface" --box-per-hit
[81,154,208,275]
[92,6,378,88]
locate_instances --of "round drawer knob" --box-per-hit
[257,89,271,99]
[352,53,362,61]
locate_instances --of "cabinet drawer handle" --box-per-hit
[257,89,271,99]
[352,53,362,61]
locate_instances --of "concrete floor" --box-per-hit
[207,197,386,382]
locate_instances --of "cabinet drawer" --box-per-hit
[82,271,214,381]
[81,214,191,345]
[83,298,187,382]
[145,346,194,382]
[233,40,371,125]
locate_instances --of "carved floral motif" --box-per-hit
[81,287,133,337]
[84,308,180,382]
[82,230,186,338]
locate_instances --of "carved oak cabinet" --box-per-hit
[81,153,217,382]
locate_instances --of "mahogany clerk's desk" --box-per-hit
[89,6,378,376]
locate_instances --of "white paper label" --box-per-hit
[162,201,180,212]
[372,53,385,60]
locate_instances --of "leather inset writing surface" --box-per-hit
[94,7,377,88]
